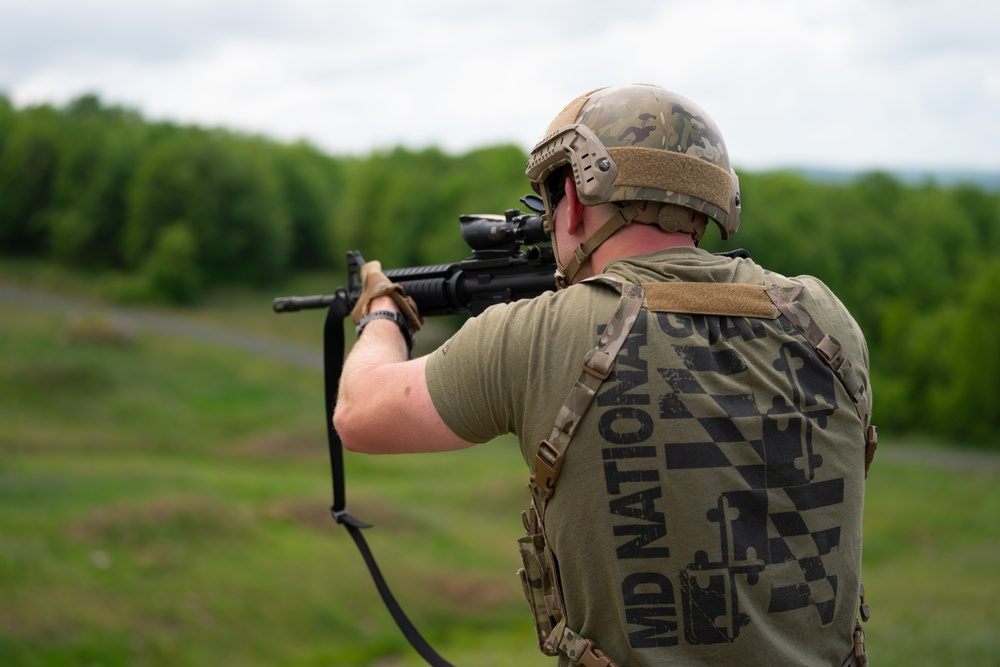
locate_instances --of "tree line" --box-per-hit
[2,94,998,447]
[0,93,529,300]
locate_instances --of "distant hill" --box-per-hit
[787,167,1000,191]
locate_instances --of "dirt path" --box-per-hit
[4,282,998,473]
[0,283,323,369]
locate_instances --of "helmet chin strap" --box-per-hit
[543,173,709,289]
[554,202,643,289]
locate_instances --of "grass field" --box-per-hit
[1,276,999,666]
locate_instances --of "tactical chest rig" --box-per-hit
[517,273,877,667]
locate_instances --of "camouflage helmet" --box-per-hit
[526,85,741,286]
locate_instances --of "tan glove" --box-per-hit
[350,260,424,332]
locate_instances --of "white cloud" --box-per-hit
[2,0,999,169]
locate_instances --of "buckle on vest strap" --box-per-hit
[864,425,878,478]
[576,640,615,667]
[531,440,565,500]
[559,629,619,667]
[582,359,612,381]
[816,334,844,370]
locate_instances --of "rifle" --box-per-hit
[271,196,554,667]
[273,197,556,317]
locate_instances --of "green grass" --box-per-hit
[1,284,999,666]
[860,464,1000,666]
[0,299,544,667]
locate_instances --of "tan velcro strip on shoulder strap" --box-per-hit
[607,146,733,212]
[642,282,778,318]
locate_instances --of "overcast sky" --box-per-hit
[2,0,999,172]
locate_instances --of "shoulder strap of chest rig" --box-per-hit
[518,274,877,667]
[518,275,644,667]
[762,271,876,667]
[761,272,878,477]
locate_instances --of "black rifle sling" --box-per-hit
[322,295,456,667]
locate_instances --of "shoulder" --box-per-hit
[429,281,623,371]
[466,281,621,334]
[423,284,620,445]
[767,269,872,405]
[780,272,865,342]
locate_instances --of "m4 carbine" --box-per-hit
[269,198,556,667]
[272,198,556,317]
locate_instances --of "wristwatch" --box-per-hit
[355,309,414,355]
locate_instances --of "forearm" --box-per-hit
[344,295,410,368]
[333,297,472,454]
[335,296,408,447]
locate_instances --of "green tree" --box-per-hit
[0,94,15,153]
[125,129,292,288]
[0,104,61,253]
[415,144,531,266]
[48,95,147,267]
[272,141,340,269]
[328,154,381,273]
[933,259,1000,443]
[331,144,531,272]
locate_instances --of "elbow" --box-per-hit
[332,402,369,453]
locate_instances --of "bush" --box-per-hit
[143,221,202,303]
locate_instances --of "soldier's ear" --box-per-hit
[565,176,586,235]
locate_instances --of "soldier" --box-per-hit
[334,84,875,666]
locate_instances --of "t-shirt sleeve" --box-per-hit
[423,302,532,443]
[423,285,619,453]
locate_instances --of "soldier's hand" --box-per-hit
[350,260,424,332]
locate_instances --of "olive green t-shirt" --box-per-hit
[425,247,871,667]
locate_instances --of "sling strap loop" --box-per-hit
[323,294,456,667]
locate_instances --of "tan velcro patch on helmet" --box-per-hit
[643,282,779,318]
[543,87,608,138]
[608,146,733,213]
